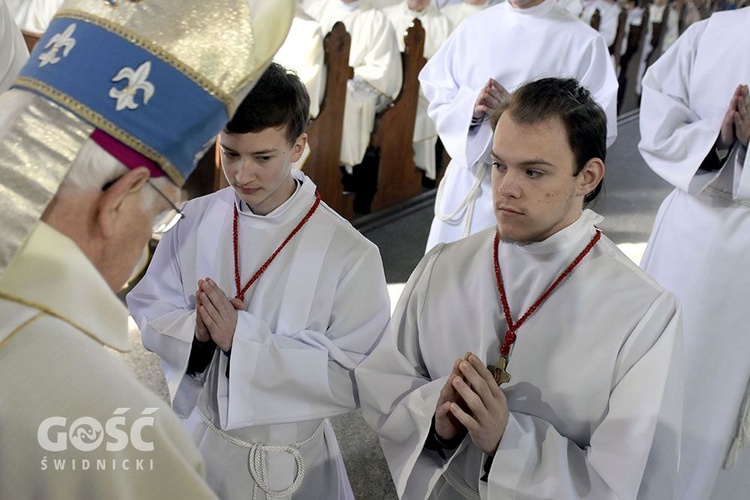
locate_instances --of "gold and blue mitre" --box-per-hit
[0,0,294,276]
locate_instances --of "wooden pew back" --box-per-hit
[21,30,41,53]
[369,18,426,212]
[611,8,628,70]
[303,22,354,219]
[590,9,601,31]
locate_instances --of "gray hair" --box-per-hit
[57,139,163,210]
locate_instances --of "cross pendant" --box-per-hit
[489,356,511,385]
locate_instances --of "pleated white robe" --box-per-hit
[0,0,28,94]
[440,1,490,29]
[275,5,326,168]
[127,174,391,499]
[4,0,63,32]
[357,210,683,499]
[384,1,453,179]
[419,0,618,252]
[275,6,325,121]
[580,0,621,48]
[307,0,403,168]
[638,9,750,500]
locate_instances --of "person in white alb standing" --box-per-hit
[639,8,750,500]
[420,0,618,253]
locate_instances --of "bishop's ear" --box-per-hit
[96,167,151,239]
[576,158,605,200]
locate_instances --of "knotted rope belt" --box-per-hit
[197,408,325,499]
[434,161,489,238]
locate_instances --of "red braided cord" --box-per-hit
[233,191,322,301]
[494,230,602,357]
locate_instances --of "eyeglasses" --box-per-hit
[147,180,184,234]
[102,177,184,234]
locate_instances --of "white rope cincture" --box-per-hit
[197,408,325,499]
[434,161,488,239]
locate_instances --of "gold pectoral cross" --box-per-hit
[489,356,511,386]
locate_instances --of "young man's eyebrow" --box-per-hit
[250,148,279,155]
[518,158,555,167]
[490,150,553,167]
[219,145,279,155]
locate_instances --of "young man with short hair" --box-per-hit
[128,62,390,500]
[356,77,682,499]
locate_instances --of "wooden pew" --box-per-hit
[611,8,628,71]
[617,5,650,114]
[590,9,601,31]
[303,22,354,219]
[368,18,426,212]
[21,30,42,53]
[646,14,666,68]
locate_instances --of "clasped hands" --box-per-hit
[434,352,509,456]
[194,278,244,352]
[473,78,510,123]
[719,84,750,149]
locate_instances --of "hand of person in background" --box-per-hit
[719,84,750,148]
[473,78,510,122]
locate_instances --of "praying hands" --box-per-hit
[195,278,244,352]
[473,78,509,122]
[435,352,510,456]
[719,84,750,149]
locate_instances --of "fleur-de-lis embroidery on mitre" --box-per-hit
[109,61,155,111]
[38,24,77,67]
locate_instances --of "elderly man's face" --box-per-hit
[104,175,181,291]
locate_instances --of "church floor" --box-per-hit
[117,111,671,499]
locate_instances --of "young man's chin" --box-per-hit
[496,225,541,246]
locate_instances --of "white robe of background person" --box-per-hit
[440,0,490,30]
[356,210,683,499]
[634,1,672,96]
[0,223,217,500]
[0,0,28,94]
[3,0,63,32]
[127,173,390,499]
[556,0,584,19]
[307,0,403,170]
[580,0,621,49]
[615,5,644,73]
[419,0,618,252]
[275,5,326,169]
[384,1,453,180]
[639,9,750,500]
